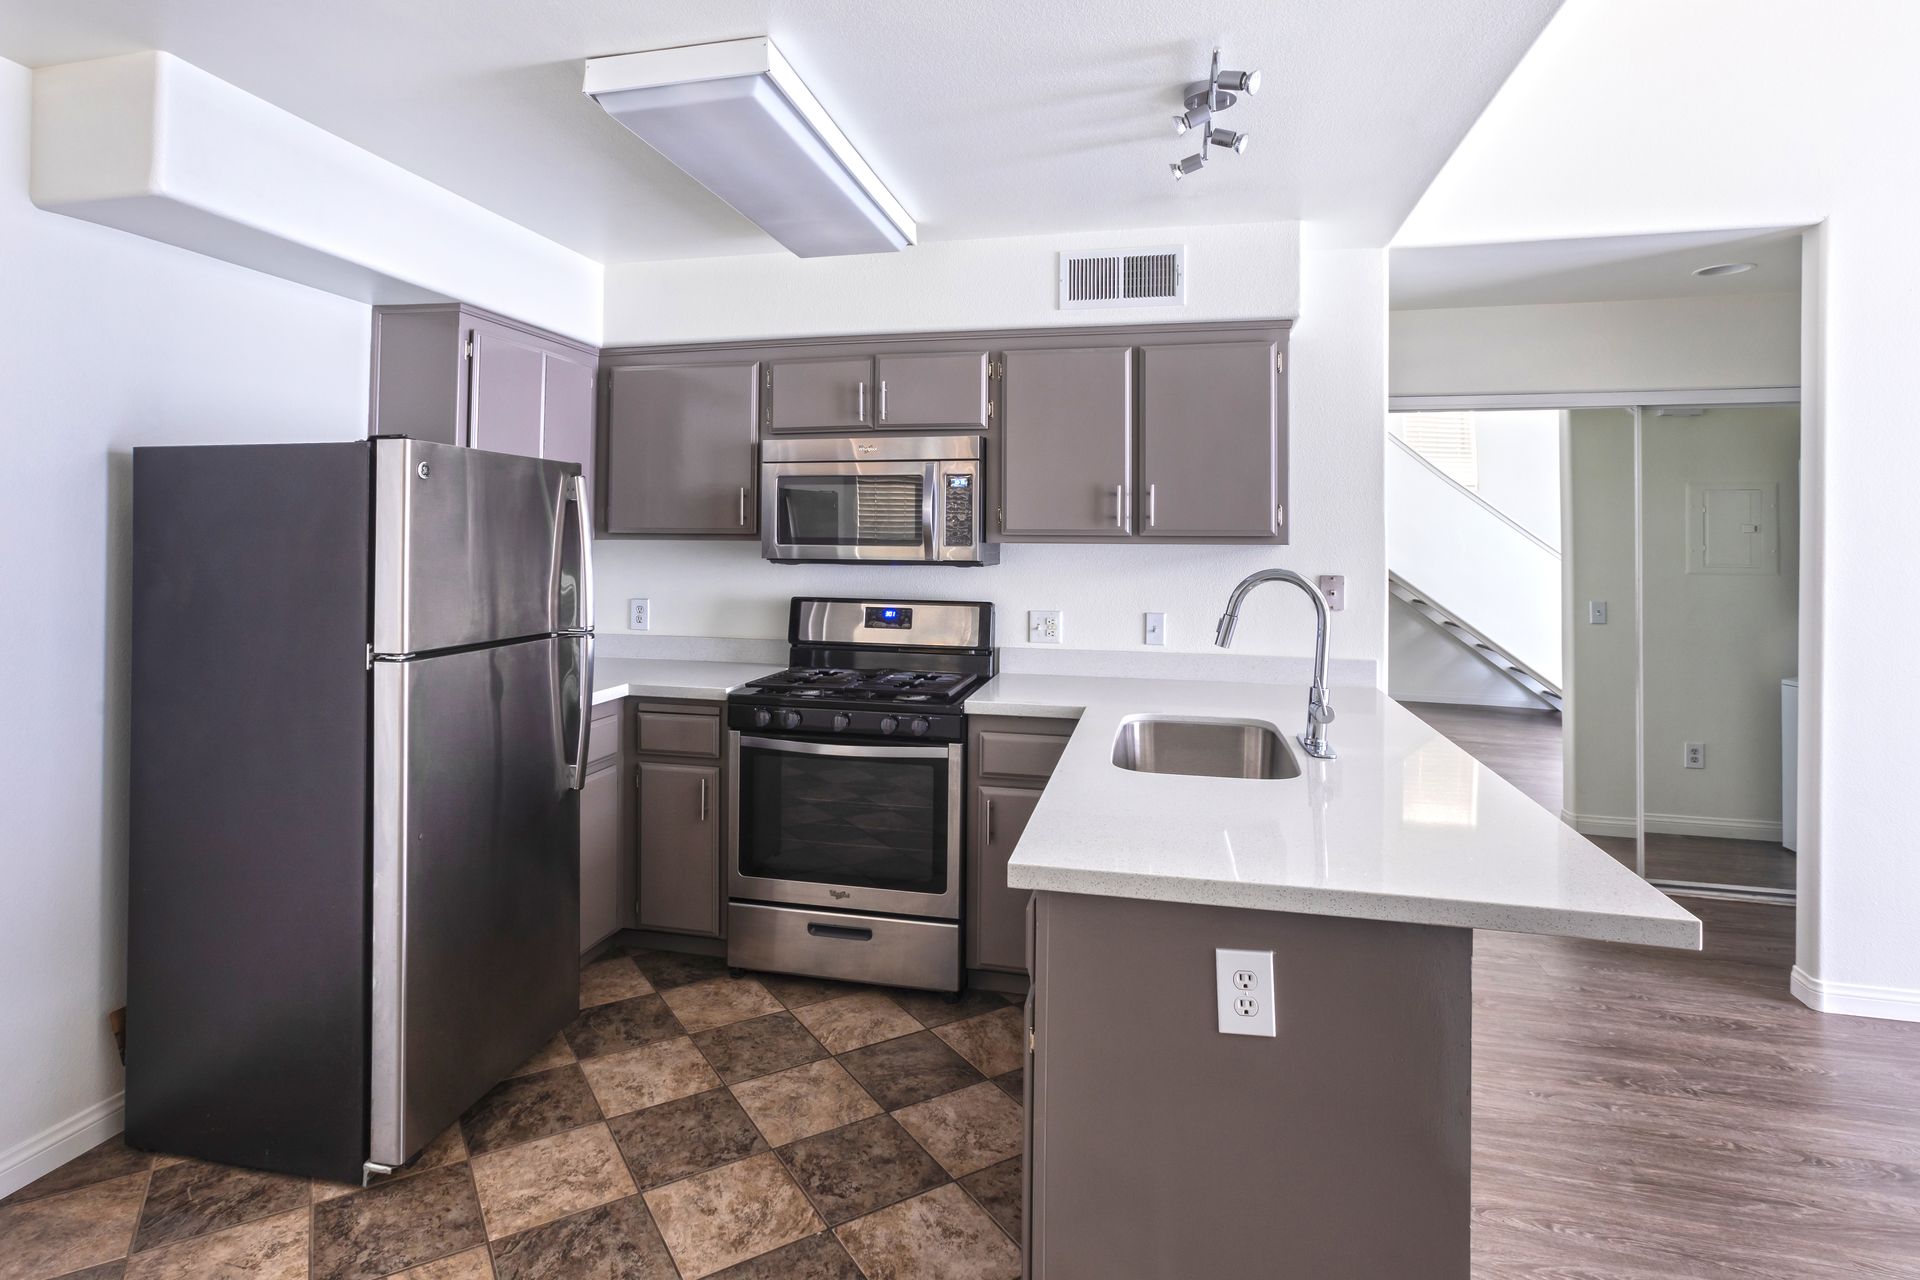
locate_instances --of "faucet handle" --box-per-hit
[1308,694,1335,724]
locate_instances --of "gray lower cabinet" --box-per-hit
[998,347,1134,538]
[603,363,758,536]
[767,356,873,433]
[967,716,1075,974]
[635,761,722,937]
[580,699,626,954]
[1139,340,1283,539]
[874,351,990,429]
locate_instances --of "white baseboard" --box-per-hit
[1791,966,1920,1023]
[1565,811,1637,838]
[0,1092,125,1201]
[1645,813,1784,843]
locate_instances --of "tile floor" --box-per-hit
[0,948,1024,1280]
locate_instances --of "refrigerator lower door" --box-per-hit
[372,438,586,655]
[370,636,581,1167]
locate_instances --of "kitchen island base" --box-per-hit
[1027,891,1469,1279]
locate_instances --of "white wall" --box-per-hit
[1395,0,1920,1019]
[1641,407,1799,837]
[0,57,373,1195]
[1564,409,1640,832]
[603,221,1302,345]
[1473,410,1561,548]
[1389,293,1800,397]
[596,223,1390,682]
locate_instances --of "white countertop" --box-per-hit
[591,657,779,706]
[974,674,1701,949]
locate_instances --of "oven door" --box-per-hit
[728,732,963,919]
[760,462,938,562]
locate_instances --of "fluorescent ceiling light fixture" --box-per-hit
[584,38,915,257]
[1692,261,1756,276]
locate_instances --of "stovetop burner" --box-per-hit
[745,665,985,706]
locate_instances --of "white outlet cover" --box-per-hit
[1028,609,1062,644]
[629,598,650,631]
[1215,948,1276,1037]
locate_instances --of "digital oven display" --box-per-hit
[864,606,913,629]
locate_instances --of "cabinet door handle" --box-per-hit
[1114,483,1124,529]
[699,777,708,823]
[879,379,888,422]
[857,380,866,423]
[738,486,747,526]
[1148,483,1157,528]
[984,794,995,843]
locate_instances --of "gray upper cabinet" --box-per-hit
[999,347,1134,538]
[539,351,597,516]
[603,363,759,536]
[767,356,874,433]
[467,323,547,459]
[874,351,991,430]
[1139,340,1283,540]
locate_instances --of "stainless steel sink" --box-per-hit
[1110,716,1300,780]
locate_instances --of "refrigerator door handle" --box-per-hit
[567,473,594,634]
[563,633,594,791]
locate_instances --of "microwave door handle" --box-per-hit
[925,466,941,560]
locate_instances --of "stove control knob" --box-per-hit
[777,709,803,731]
[832,712,852,732]
[751,708,773,729]
[907,717,931,737]
[878,715,899,735]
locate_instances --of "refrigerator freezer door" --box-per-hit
[369,636,581,1167]
[373,438,586,655]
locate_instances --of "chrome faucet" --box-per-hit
[1214,569,1336,760]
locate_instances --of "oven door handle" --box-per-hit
[736,734,953,761]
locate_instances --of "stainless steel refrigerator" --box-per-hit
[128,438,593,1183]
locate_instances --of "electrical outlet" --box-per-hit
[1684,741,1706,769]
[1216,948,1276,1037]
[1144,612,1166,645]
[1028,610,1063,644]
[628,598,650,631]
[1588,600,1609,625]
[1316,575,1346,612]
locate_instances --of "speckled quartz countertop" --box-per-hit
[972,674,1701,949]
[590,657,779,706]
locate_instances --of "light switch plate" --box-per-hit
[1144,612,1166,645]
[1215,948,1276,1037]
[1028,610,1062,644]
[1316,575,1345,612]
[1588,600,1608,625]
[629,598,650,631]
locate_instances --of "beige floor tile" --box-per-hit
[579,1036,722,1117]
[930,1007,1025,1079]
[792,992,922,1055]
[0,1171,147,1280]
[729,1058,881,1147]
[890,1082,1023,1178]
[835,1183,1020,1280]
[469,1124,636,1240]
[393,1245,496,1279]
[579,956,656,1009]
[659,976,784,1034]
[643,1152,823,1279]
[123,1208,307,1280]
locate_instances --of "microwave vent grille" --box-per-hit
[1058,245,1185,309]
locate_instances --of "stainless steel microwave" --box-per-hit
[760,436,999,565]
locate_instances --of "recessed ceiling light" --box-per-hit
[1692,262,1756,277]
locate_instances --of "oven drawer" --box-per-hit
[728,902,961,993]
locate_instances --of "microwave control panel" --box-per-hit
[942,472,976,548]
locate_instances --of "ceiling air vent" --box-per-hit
[1057,245,1186,310]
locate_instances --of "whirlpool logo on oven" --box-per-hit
[829,889,851,900]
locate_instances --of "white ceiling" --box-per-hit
[0,0,1561,263]
[1390,227,1803,310]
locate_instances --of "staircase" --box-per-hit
[1389,574,1563,711]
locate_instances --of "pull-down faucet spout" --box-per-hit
[1214,569,1336,760]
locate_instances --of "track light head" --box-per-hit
[1170,153,1206,180]
[1208,127,1249,155]
[1173,106,1210,136]
[1216,68,1261,96]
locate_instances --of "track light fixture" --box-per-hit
[1165,48,1258,180]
